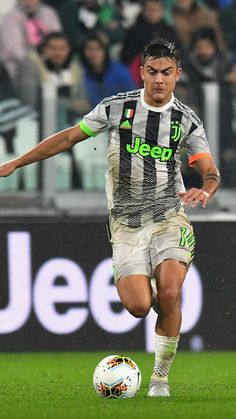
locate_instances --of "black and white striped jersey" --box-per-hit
[79,89,211,228]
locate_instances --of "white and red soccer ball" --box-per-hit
[93,354,142,399]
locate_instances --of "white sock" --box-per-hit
[152,334,180,383]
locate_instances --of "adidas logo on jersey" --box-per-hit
[120,120,132,129]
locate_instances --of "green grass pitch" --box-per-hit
[0,351,235,419]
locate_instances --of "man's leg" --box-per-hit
[148,259,187,397]
[117,274,152,318]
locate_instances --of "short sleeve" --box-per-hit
[184,119,212,167]
[79,102,110,137]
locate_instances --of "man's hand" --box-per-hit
[0,160,17,177]
[179,188,210,209]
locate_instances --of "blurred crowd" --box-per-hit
[0,0,235,189]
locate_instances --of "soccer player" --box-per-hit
[0,39,220,397]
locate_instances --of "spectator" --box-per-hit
[0,63,16,105]
[0,61,33,155]
[183,27,235,106]
[182,27,236,187]
[0,0,62,81]
[219,1,236,61]
[170,0,225,53]
[79,33,135,108]
[16,32,90,117]
[118,0,142,28]
[0,62,18,154]
[97,1,125,49]
[16,32,91,188]
[59,0,125,53]
[120,0,179,66]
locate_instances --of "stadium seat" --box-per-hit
[73,132,108,190]
[0,152,19,190]
[14,116,39,190]
[54,153,73,190]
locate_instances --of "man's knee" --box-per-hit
[126,301,151,318]
[116,274,152,318]
[158,287,181,309]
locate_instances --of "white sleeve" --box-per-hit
[184,118,212,166]
[79,102,110,137]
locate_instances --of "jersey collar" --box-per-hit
[141,89,175,112]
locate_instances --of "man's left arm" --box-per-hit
[180,157,221,208]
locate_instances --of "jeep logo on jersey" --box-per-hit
[126,136,173,161]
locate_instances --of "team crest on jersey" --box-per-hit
[171,121,182,142]
[119,108,135,129]
[124,108,134,118]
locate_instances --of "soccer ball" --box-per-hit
[93,354,142,398]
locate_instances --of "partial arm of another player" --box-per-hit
[0,125,89,177]
[179,157,221,208]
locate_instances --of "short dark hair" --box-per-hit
[42,32,70,48]
[191,27,218,50]
[142,39,181,67]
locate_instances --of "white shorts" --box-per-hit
[108,210,195,284]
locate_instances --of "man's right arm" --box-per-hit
[0,124,89,177]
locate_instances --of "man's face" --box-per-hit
[140,56,182,107]
[43,39,70,66]
[142,1,164,24]
[19,0,40,13]
[175,0,194,11]
[83,40,106,67]
[194,39,216,62]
